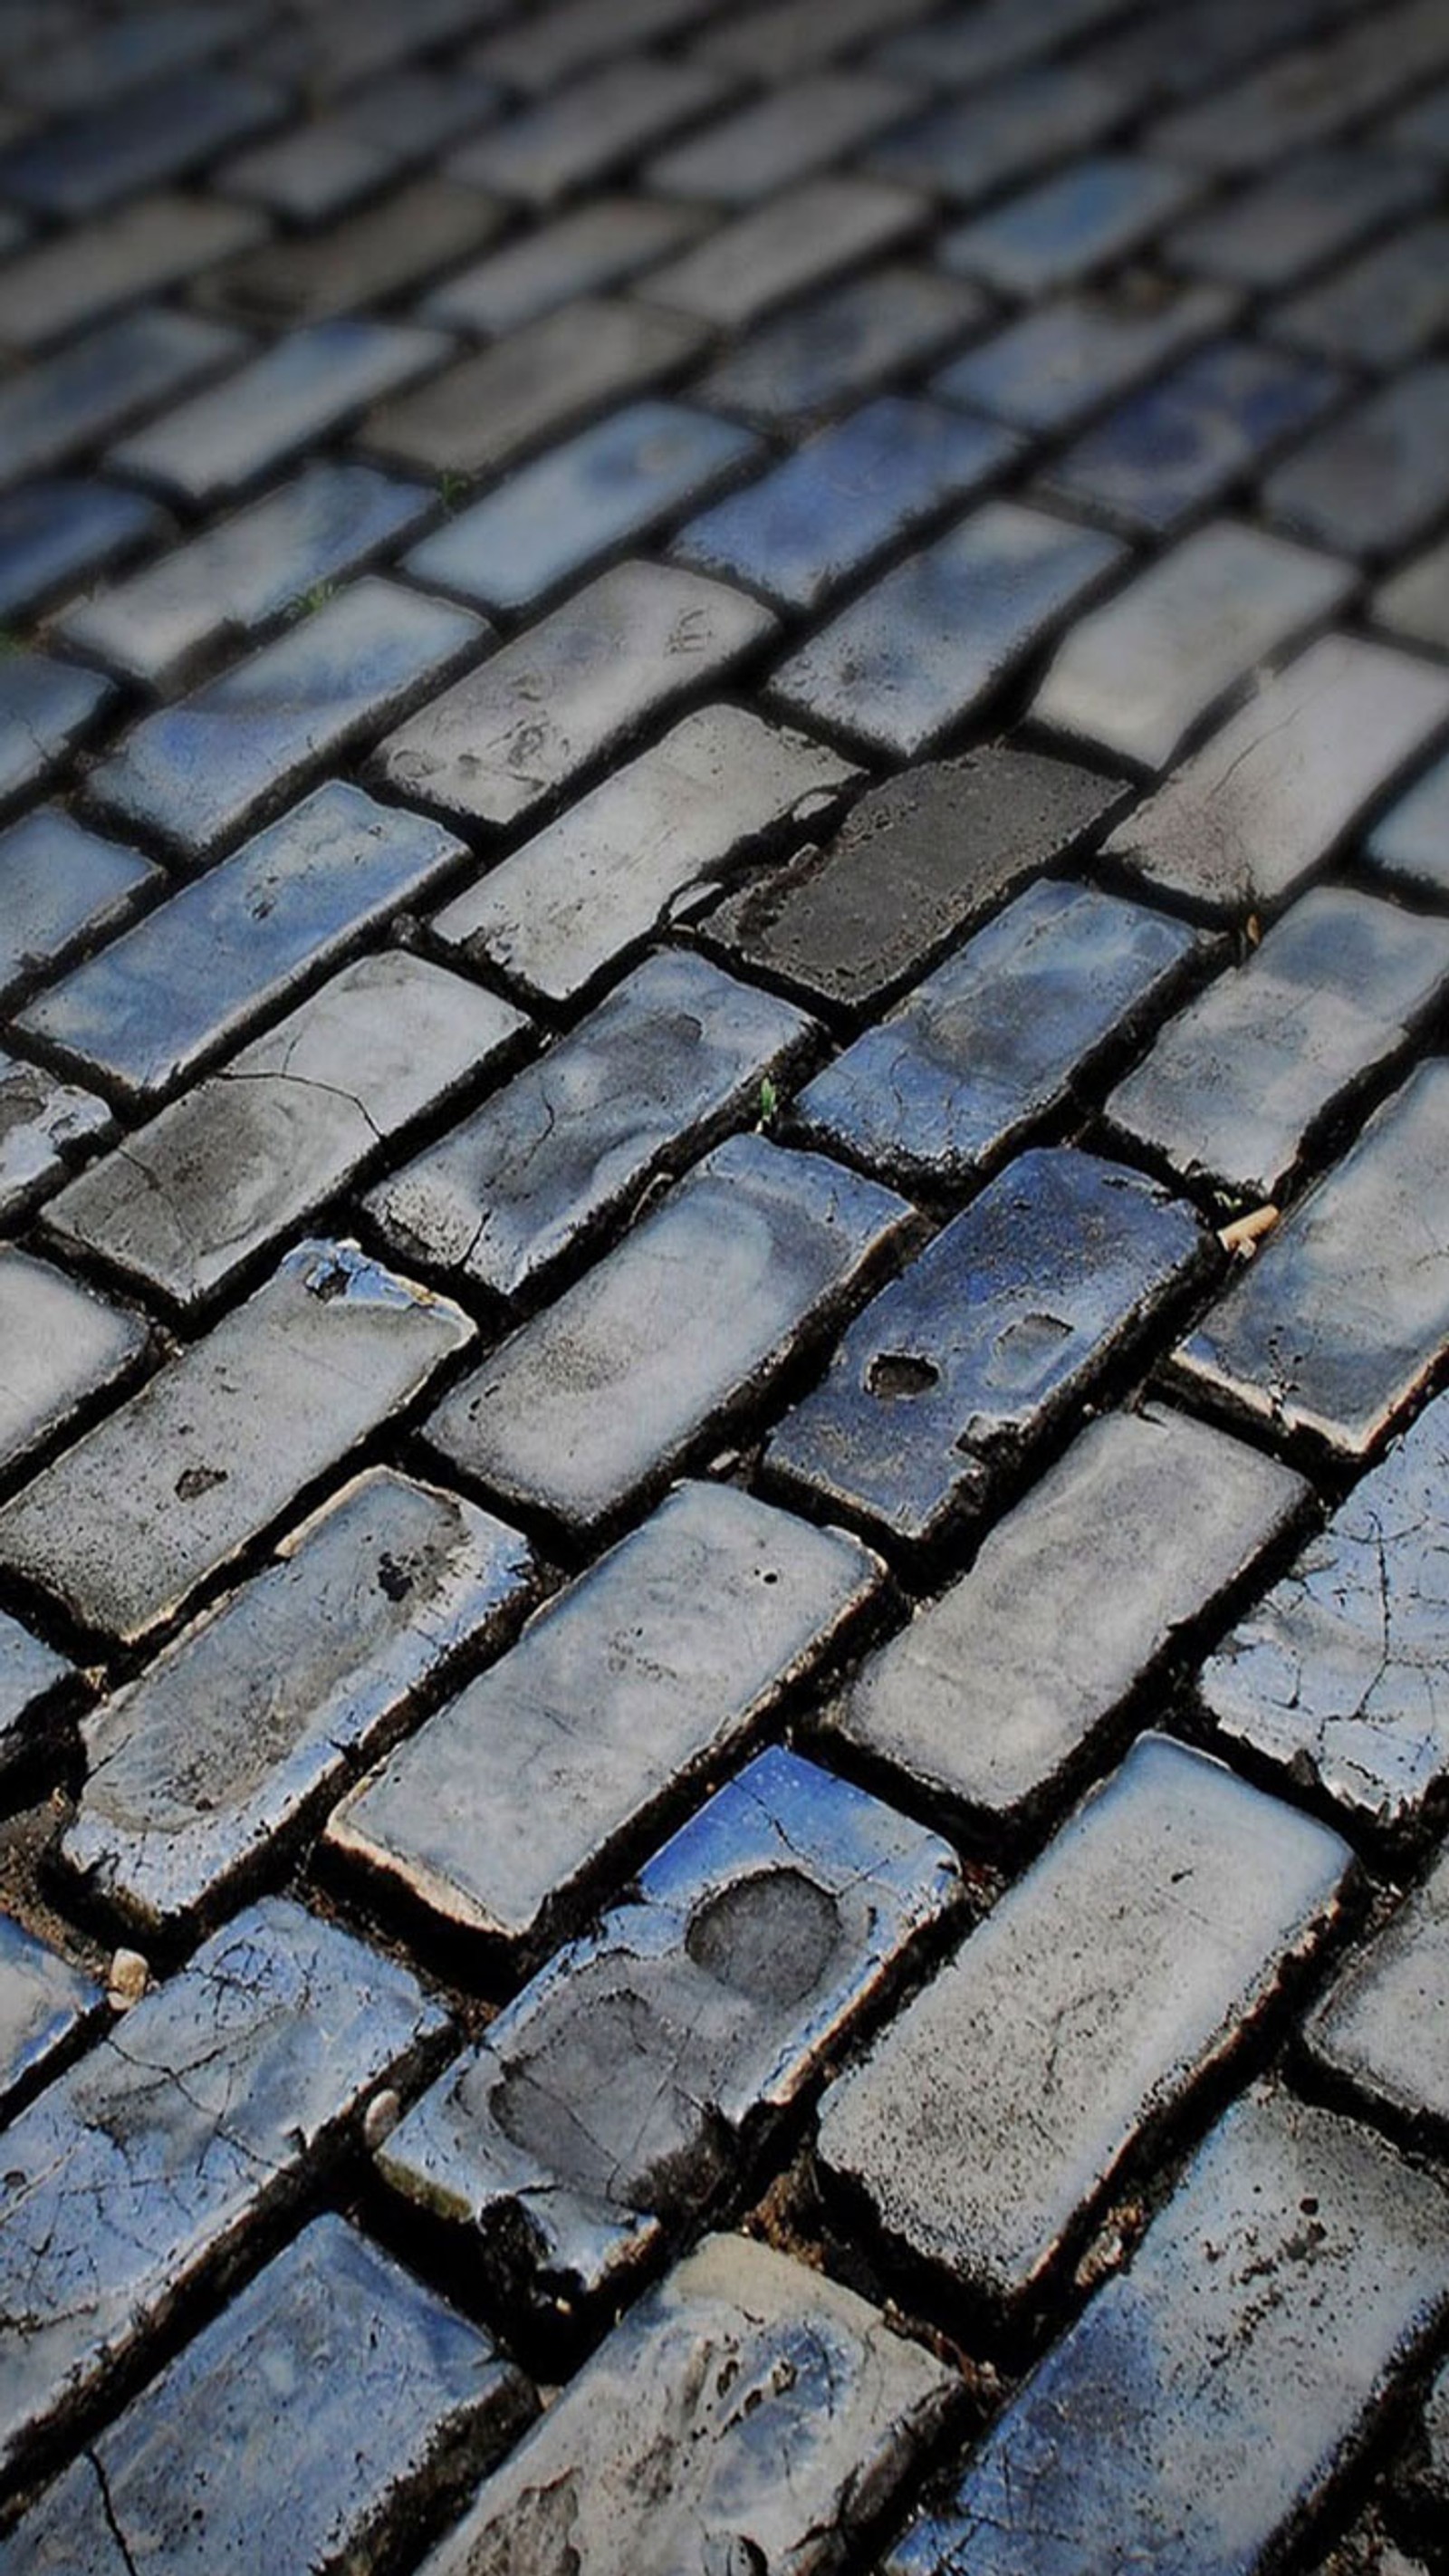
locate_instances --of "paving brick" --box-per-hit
[420,197,709,336]
[0,307,247,489]
[0,1916,97,2122]
[360,295,706,484]
[1150,0,1449,173]
[1168,149,1436,293]
[0,649,113,808]
[874,0,1137,87]
[944,154,1201,298]
[448,56,735,207]
[365,948,816,1298]
[86,578,485,862]
[695,262,987,428]
[1264,367,1449,562]
[1388,75,1449,158]
[472,0,720,91]
[1201,1389,1449,1836]
[1103,634,1449,919]
[0,1052,111,1224]
[1421,2360,1449,2511]
[1041,338,1342,537]
[0,809,158,1009]
[696,0,936,80]
[257,0,507,96]
[1110,889,1449,1202]
[0,1609,72,1772]
[7,7,254,115]
[1308,1847,1449,2137]
[769,499,1124,758]
[818,1736,1351,2310]
[1271,218,1449,373]
[378,1745,959,2308]
[765,1146,1207,1550]
[58,459,433,692]
[1367,751,1449,903]
[0,476,162,622]
[197,178,505,326]
[327,1480,885,1955]
[883,2083,1449,2576]
[646,68,918,202]
[404,399,761,616]
[373,563,774,835]
[416,2233,955,2576]
[674,394,1018,612]
[0,68,282,217]
[0,1240,472,1646]
[44,954,528,1312]
[0,1896,444,2482]
[641,174,923,330]
[936,278,1236,437]
[704,741,1127,1014]
[214,120,403,227]
[868,63,1128,206]
[0,191,264,353]
[427,1135,909,1535]
[107,317,449,506]
[0,2216,534,2576]
[1176,1061,1449,1457]
[62,1467,532,1940]
[796,879,1199,1191]
[1374,535,1449,658]
[0,1246,145,1476]
[1033,518,1355,773]
[218,69,502,222]
[430,703,855,1003]
[839,1407,1308,1829]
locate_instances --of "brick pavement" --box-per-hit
[2,3,1449,2569]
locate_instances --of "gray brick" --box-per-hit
[378,1745,958,2310]
[1040,338,1342,539]
[43,954,528,1311]
[936,279,1235,437]
[58,459,434,692]
[427,1134,909,1535]
[0,308,246,487]
[86,578,485,862]
[0,2216,534,2576]
[429,703,854,1003]
[1271,218,1449,372]
[226,65,499,215]
[403,399,761,617]
[0,649,113,808]
[1367,750,1449,903]
[640,174,923,329]
[1375,533,1449,658]
[818,1735,1351,2310]
[62,1467,533,1940]
[415,2234,954,2576]
[7,8,254,116]
[876,0,1137,87]
[0,1897,444,2482]
[766,1148,1207,1551]
[1169,149,1436,293]
[20,783,470,1106]
[0,1240,473,1645]
[884,2084,1449,2576]
[0,1247,146,1476]
[474,0,721,91]
[107,318,448,505]
[1201,1389,1449,1836]
[360,295,705,483]
[327,1480,884,1955]
[365,947,816,1299]
[214,120,401,226]
[0,1916,97,2121]
[1308,1848,1449,2136]
[695,262,986,428]
[1177,1059,1449,1453]
[0,811,158,1007]
[0,68,283,217]
[1103,634,1449,919]
[1264,366,1449,562]
[197,178,505,326]
[796,879,1199,1192]
[705,742,1127,1014]
[1033,518,1355,773]
[0,191,265,352]
[770,500,1124,759]
[867,63,1127,207]
[646,68,918,202]
[373,564,774,835]
[1150,0,1449,173]
[420,197,708,337]
[838,1407,1309,1829]
[944,154,1202,299]
[0,1609,72,1771]
[258,0,507,96]
[0,1052,111,1225]
[448,55,735,207]
[697,0,934,79]
[0,477,162,622]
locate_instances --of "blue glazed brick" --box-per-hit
[867,62,1127,206]
[0,651,113,808]
[405,400,761,615]
[0,1916,97,2121]
[0,809,158,1006]
[1367,748,1449,901]
[18,782,468,1103]
[0,306,247,489]
[765,1146,1208,1548]
[0,1050,112,1225]
[943,154,1201,299]
[936,280,1235,436]
[1271,215,1449,371]
[1263,364,1449,561]
[0,479,162,622]
[0,68,283,217]
[86,577,485,860]
[796,879,1199,1189]
[696,264,988,428]
[1042,337,1344,535]
[769,500,1124,757]
[1169,148,1437,293]
[377,1745,960,2312]
[674,396,1019,610]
